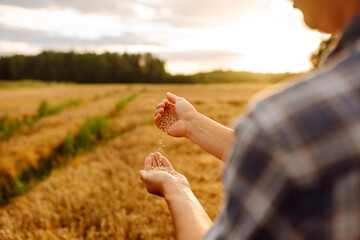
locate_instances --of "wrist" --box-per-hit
[164,178,192,203]
[184,111,203,139]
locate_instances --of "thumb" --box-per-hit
[139,170,148,182]
[166,92,179,104]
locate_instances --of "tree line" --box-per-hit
[0,51,299,84]
[0,51,168,83]
[0,35,334,84]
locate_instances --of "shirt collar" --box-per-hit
[323,13,360,66]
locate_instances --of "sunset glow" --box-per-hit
[0,0,327,74]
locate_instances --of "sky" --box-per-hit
[0,0,327,74]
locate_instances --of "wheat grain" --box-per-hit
[151,166,171,172]
[159,103,176,133]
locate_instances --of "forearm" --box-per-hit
[186,112,234,161]
[165,184,212,240]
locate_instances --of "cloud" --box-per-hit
[0,23,161,49]
[0,0,48,9]
[0,21,245,64]
[0,0,271,28]
[0,0,323,73]
[158,50,244,61]
[159,50,245,74]
[0,0,136,16]
[0,0,253,14]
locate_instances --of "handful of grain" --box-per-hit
[159,103,176,133]
[151,166,171,173]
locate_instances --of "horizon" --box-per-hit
[0,50,302,76]
[0,0,327,74]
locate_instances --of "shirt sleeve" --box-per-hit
[203,109,289,240]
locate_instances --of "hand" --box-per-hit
[139,152,189,198]
[154,92,197,137]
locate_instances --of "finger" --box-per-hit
[156,100,167,110]
[154,152,163,167]
[166,122,178,136]
[149,153,157,167]
[167,102,176,115]
[144,156,152,171]
[159,156,174,170]
[154,114,161,126]
[154,108,164,117]
[139,170,148,182]
[166,92,179,104]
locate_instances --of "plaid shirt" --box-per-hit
[204,14,360,240]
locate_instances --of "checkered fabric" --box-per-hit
[204,14,360,240]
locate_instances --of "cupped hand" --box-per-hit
[154,92,197,137]
[139,152,189,198]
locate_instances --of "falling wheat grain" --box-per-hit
[159,103,176,133]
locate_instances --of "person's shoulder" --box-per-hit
[233,50,360,134]
[250,54,360,128]
[230,54,360,185]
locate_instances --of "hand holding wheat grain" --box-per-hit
[154,92,197,137]
[139,152,189,198]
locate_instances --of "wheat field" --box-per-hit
[0,83,271,239]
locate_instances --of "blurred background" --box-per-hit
[0,0,333,239]
[0,0,331,81]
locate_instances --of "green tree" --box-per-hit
[0,51,168,83]
[310,35,335,68]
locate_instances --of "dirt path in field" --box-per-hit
[0,89,140,176]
